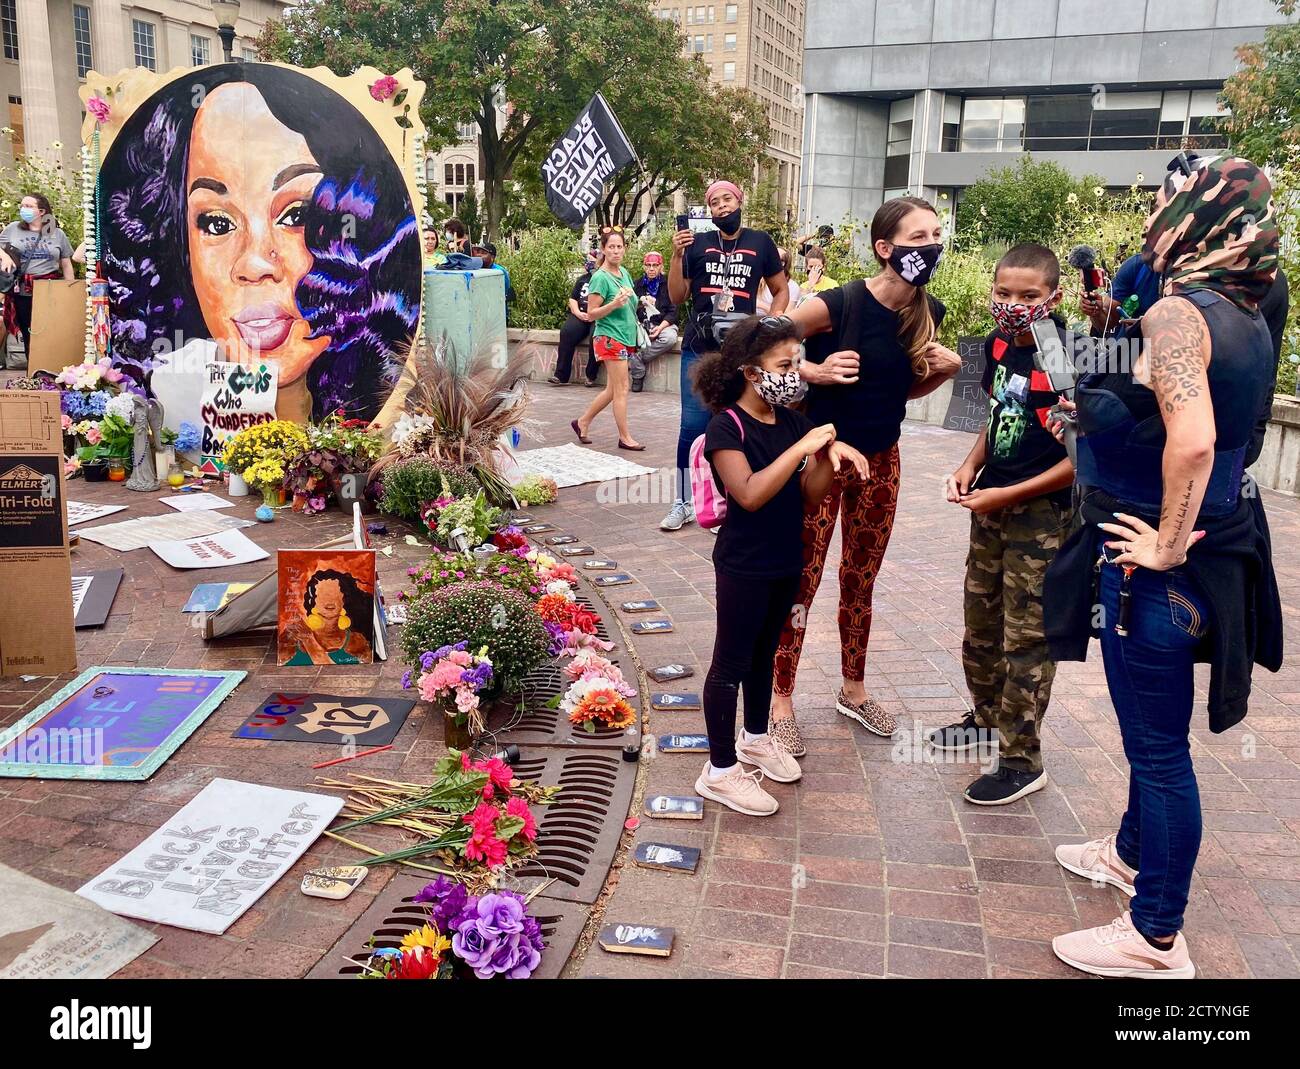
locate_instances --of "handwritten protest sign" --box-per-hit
[200,360,278,474]
[77,779,342,934]
[941,337,989,435]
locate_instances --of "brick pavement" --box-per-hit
[2,380,1299,978]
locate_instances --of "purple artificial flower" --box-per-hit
[413,875,470,933]
[451,891,542,979]
[419,650,437,672]
[401,669,413,690]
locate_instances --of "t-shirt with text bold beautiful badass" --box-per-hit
[681,228,783,352]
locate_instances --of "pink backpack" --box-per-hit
[689,408,743,529]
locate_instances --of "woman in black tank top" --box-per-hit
[1045,156,1283,979]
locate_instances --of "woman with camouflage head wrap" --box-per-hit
[1044,155,1283,979]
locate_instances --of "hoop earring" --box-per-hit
[338,612,352,631]
[307,611,325,631]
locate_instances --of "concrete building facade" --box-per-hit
[800,0,1297,230]
[0,0,286,168]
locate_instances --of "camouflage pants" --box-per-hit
[962,496,1071,772]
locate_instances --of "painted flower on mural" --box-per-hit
[369,76,399,102]
[86,97,111,124]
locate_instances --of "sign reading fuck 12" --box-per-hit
[199,359,278,473]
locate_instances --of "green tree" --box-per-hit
[1217,0,1300,166]
[457,186,482,242]
[955,156,1106,246]
[257,0,682,241]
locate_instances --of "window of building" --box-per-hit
[457,121,477,140]
[242,47,257,62]
[191,34,211,67]
[693,34,704,52]
[725,3,737,22]
[941,94,960,152]
[73,5,93,78]
[1187,90,1227,148]
[133,19,156,71]
[7,95,22,157]
[466,163,475,185]
[723,61,735,81]
[959,96,1024,152]
[445,163,454,185]
[695,5,705,21]
[1,0,17,61]
[1088,91,1161,151]
[705,34,713,51]
[884,98,912,188]
[724,32,736,50]
[1023,93,1090,151]
[455,163,465,185]
[708,4,715,20]
[686,6,692,22]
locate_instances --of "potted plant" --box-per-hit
[222,420,310,507]
[312,410,383,514]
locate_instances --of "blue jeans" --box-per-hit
[1097,545,1210,937]
[676,347,712,500]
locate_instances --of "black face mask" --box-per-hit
[713,207,742,235]
[887,242,944,287]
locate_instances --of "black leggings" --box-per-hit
[704,569,801,768]
[553,314,596,382]
[9,293,32,350]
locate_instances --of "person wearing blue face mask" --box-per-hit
[0,192,75,365]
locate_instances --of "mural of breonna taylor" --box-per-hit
[95,63,422,423]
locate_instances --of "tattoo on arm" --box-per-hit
[1160,479,1196,554]
[1144,299,1210,417]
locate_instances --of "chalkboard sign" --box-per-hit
[941,336,989,435]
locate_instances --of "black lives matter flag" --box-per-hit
[542,94,637,229]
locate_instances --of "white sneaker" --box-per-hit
[694,764,779,816]
[660,500,695,531]
[735,732,802,783]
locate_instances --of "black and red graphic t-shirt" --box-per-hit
[973,326,1071,505]
[681,227,782,352]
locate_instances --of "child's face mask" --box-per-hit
[749,366,805,407]
[989,292,1058,336]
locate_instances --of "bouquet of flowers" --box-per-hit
[403,641,495,737]
[359,878,546,980]
[490,524,528,553]
[221,420,310,487]
[421,488,501,549]
[324,750,557,879]
[525,549,577,585]
[511,474,558,506]
[55,356,126,392]
[558,671,638,733]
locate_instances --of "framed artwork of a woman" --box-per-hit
[276,549,377,666]
[84,63,423,424]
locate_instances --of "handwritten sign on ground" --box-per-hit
[149,527,268,570]
[200,360,278,474]
[77,779,342,934]
[940,336,988,435]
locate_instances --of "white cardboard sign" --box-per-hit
[149,527,268,569]
[200,360,278,474]
[77,779,342,934]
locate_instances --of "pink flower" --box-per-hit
[85,425,102,445]
[369,75,399,101]
[483,758,514,797]
[417,674,441,702]
[86,96,110,123]
[61,413,71,431]
[506,796,537,842]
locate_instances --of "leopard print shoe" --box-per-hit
[836,688,896,738]
[769,715,806,758]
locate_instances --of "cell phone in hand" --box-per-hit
[676,214,689,232]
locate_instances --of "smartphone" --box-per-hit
[676,213,689,232]
[1030,319,1076,394]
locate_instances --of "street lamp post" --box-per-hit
[212,0,241,63]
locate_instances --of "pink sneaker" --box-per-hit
[1052,912,1195,979]
[694,764,779,817]
[1055,834,1137,897]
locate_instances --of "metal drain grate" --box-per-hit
[305,873,587,980]
[507,748,637,904]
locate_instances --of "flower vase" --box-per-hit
[261,485,287,508]
[228,472,249,497]
[443,708,472,750]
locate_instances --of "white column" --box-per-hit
[15,0,60,160]
[91,0,130,74]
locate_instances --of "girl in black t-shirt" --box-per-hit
[771,196,961,757]
[693,316,869,817]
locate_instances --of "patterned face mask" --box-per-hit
[749,367,805,407]
[1141,155,1279,310]
[989,292,1057,336]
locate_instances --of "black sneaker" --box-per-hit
[929,712,994,756]
[964,766,1047,807]
[631,378,645,392]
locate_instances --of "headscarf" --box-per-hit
[705,180,744,205]
[1141,155,1279,311]
[640,251,663,296]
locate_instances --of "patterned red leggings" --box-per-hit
[773,443,901,696]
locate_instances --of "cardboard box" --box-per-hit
[27,279,87,376]
[0,390,76,677]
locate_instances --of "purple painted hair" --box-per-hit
[99,63,420,421]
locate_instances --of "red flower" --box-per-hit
[567,604,600,635]
[483,757,514,798]
[506,796,537,842]
[387,945,438,979]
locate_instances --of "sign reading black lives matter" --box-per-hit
[543,93,637,228]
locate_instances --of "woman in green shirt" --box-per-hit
[571,227,644,450]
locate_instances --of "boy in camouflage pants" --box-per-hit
[933,244,1076,806]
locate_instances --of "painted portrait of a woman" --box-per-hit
[98,63,421,423]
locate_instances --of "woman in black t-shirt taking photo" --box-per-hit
[768,196,961,758]
[696,315,870,815]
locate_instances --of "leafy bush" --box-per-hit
[0,132,85,258]
[405,550,545,600]
[956,156,1108,247]
[928,248,996,347]
[499,228,585,329]
[401,580,552,693]
[378,456,480,521]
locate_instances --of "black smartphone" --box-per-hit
[676,213,689,232]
